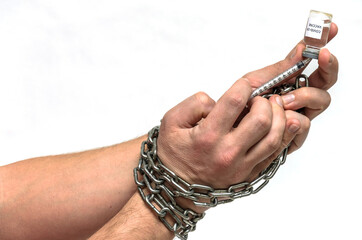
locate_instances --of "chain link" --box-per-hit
[134,76,308,239]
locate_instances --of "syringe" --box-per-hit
[249,58,312,100]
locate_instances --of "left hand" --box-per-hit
[243,23,339,179]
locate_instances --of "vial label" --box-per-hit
[305,17,323,39]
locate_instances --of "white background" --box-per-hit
[0,1,361,239]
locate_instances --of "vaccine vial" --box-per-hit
[303,10,333,59]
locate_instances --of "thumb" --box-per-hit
[243,43,306,88]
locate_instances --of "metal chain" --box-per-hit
[134,75,308,239]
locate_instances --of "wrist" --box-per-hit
[134,126,206,239]
[89,192,174,240]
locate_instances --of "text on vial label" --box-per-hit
[305,17,323,39]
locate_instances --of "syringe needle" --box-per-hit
[249,58,312,100]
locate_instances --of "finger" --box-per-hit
[282,22,338,84]
[243,23,338,90]
[203,78,251,135]
[285,22,338,60]
[327,22,338,42]
[243,42,307,89]
[268,116,301,160]
[308,48,339,90]
[290,23,338,89]
[285,110,311,154]
[243,95,286,167]
[246,110,308,182]
[229,96,273,152]
[281,87,331,120]
[161,92,216,129]
[248,117,301,180]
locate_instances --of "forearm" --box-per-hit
[0,135,146,240]
[88,192,174,240]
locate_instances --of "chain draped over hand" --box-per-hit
[134,75,309,240]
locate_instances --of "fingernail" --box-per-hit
[281,94,295,105]
[275,96,283,107]
[288,124,300,133]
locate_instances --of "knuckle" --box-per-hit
[228,92,245,108]
[217,149,238,170]
[266,135,282,151]
[253,113,272,131]
[161,111,174,129]
[301,88,312,99]
[194,91,214,108]
[301,116,311,131]
[236,77,252,92]
[322,91,332,109]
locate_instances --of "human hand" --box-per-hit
[156,23,338,212]
[156,78,288,212]
[243,23,339,178]
[244,23,338,91]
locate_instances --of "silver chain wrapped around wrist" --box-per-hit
[134,75,308,240]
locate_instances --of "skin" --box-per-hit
[90,23,338,240]
[0,23,338,240]
[157,23,338,191]
[0,136,147,240]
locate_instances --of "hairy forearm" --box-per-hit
[88,192,174,240]
[0,135,146,240]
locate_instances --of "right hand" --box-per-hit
[157,79,287,201]
[156,23,338,210]
[243,23,338,179]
